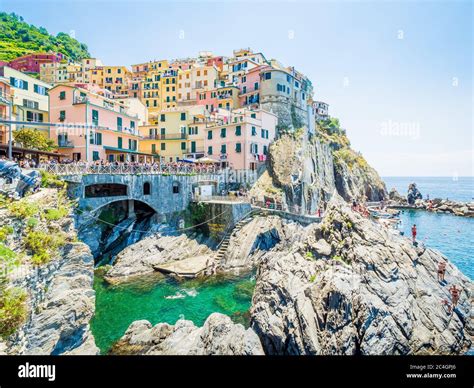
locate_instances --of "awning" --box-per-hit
[0,144,64,158]
[103,146,156,157]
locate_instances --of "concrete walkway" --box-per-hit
[153,255,213,278]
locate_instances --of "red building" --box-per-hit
[8,52,64,74]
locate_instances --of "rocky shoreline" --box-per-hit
[109,194,472,355]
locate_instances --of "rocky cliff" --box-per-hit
[109,313,264,355]
[252,121,386,212]
[250,194,473,355]
[0,189,98,355]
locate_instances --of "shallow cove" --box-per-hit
[90,271,256,354]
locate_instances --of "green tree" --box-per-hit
[13,127,56,151]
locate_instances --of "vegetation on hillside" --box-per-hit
[0,12,90,62]
[316,118,369,171]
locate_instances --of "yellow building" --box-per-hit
[160,69,179,110]
[103,66,132,97]
[138,106,208,162]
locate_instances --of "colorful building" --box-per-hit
[48,84,149,162]
[8,52,64,74]
[0,76,12,146]
[203,108,277,170]
[138,105,208,162]
[103,66,132,98]
[177,64,218,104]
[0,66,51,139]
[196,86,240,113]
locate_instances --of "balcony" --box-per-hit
[143,133,187,140]
[58,139,74,148]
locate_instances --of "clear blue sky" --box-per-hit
[2,0,472,177]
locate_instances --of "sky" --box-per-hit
[1,0,472,177]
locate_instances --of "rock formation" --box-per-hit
[0,189,98,355]
[250,194,473,355]
[109,313,264,355]
[104,230,215,283]
[407,183,423,205]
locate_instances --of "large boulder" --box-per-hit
[110,313,264,355]
[407,183,423,205]
[250,194,473,355]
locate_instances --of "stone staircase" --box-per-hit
[214,209,262,263]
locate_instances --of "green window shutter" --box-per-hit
[117,117,123,130]
[118,137,123,149]
[235,126,241,136]
[181,112,186,120]
[59,91,66,100]
[161,143,166,151]
[221,144,226,154]
[235,143,241,153]
[220,128,226,138]
[251,126,256,136]
[207,130,213,140]
[208,146,213,155]
[152,144,156,154]
[181,142,186,150]
[92,110,99,125]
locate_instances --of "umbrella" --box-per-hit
[197,157,220,164]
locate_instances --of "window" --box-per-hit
[34,84,46,95]
[263,145,268,155]
[59,91,66,100]
[208,146,213,155]
[59,110,66,121]
[152,144,157,154]
[251,126,257,136]
[287,75,291,82]
[235,125,241,136]
[92,110,99,126]
[220,128,226,138]
[251,113,256,119]
[92,151,100,161]
[264,72,271,80]
[172,182,180,194]
[118,137,123,149]
[96,133,102,145]
[235,143,241,153]
[161,143,166,151]
[10,77,28,90]
[180,112,186,121]
[117,117,123,131]
[143,182,151,195]
[130,121,135,129]
[160,114,166,122]
[207,130,213,140]
[181,142,186,150]
[221,144,226,154]
[251,143,258,154]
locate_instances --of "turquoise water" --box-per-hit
[91,272,255,353]
[397,209,473,280]
[383,176,474,202]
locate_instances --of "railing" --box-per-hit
[143,133,187,140]
[40,163,221,176]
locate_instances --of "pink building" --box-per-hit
[196,86,240,113]
[8,52,64,74]
[238,65,270,108]
[203,108,277,170]
[48,84,148,162]
[206,56,224,71]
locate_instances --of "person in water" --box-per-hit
[411,224,417,243]
[448,285,461,314]
[437,261,447,282]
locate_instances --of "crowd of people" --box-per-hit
[39,158,222,174]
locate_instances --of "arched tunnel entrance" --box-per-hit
[96,199,156,226]
[88,199,157,265]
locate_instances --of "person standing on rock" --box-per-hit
[448,285,461,314]
[411,224,417,243]
[437,261,447,282]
